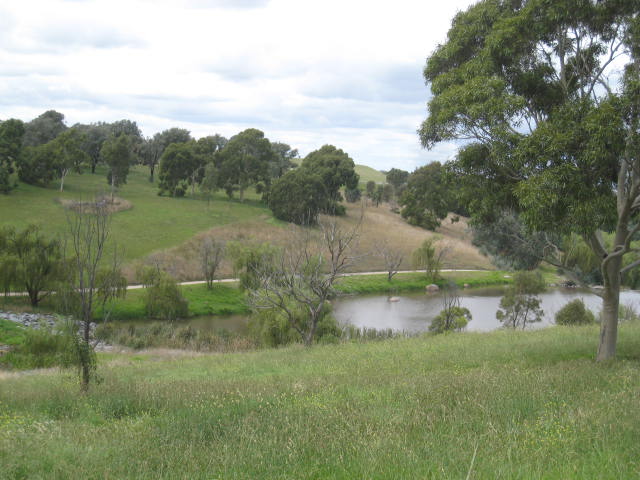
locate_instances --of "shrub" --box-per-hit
[555,299,595,325]
[429,306,472,334]
[139,268,188,321]
[618,303,640,323]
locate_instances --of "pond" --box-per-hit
[120,287,640,335]
[331,287,640,333]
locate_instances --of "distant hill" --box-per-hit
[290,158,386,185]
[355,164,386,184]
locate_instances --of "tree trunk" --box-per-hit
[597,258,622,361]
[149,164,155,183]
[239,187,245,203]
[111,175,115,203]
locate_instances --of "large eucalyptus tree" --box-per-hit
[421,0,638,360]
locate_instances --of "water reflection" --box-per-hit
[332,287,640,333]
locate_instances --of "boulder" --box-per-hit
[388,296,400,302]
[425,284,439,292]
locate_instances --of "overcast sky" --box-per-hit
[1,0,476,171]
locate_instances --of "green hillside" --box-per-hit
[355,164,386,184]
[1,324,639,478]
[0,166,271,262]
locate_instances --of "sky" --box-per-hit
[0,0,477,172]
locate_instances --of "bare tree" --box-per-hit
[249,218,360,346]
[200,237,225,289]
[62,199,125,391]
[374,240,403,282]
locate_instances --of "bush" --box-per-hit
[0,319,78,370]
[249,302,340,347]
[139,268,188,321]
[429,306,472,334]
[618,303,640,323]
[555,299,595,326]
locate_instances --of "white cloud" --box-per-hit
[0,0,475,171]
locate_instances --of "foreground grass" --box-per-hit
[1,324,639,479]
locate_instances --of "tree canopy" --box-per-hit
[421,0,639,360]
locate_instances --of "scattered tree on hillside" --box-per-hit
[301,145,359,215]
[22,110,67,147]
[51,129,89,192]
[420,0,637,359]
[267,168,328,225]
[101,134,134,201]
[0,119,25,193]
[217,128,274,202]
[74,122,110,174]
[158,141,205,197]
[227,241,280,292]
[400,162,451,230]
[200,162,219,206]
[270,141,298,178]
[386,168,409,192]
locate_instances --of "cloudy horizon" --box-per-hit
[1,0,476,171]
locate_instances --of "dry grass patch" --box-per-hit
[128,203,493,281]
[57,195,132,214]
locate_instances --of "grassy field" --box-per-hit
[1,324,639,478]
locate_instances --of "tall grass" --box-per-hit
[1,324,640,478]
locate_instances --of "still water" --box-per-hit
[134,288,640,334]
[331,287,640,333]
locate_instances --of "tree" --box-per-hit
[496,271,545,330]
[138,266,188,321]
[73,122,109,174]
[267,168,328,225]
[470,210,552,270]
[140,128,193,182]
[386,168,409,199]
[0,119,25,193]
[301,145,359,214]
[0,225,64,306]
[158,141,205,197]
[17,142,57,186]
[200,162,219,206]
[420,0,638,359]
[374,240,403,281]
[429,285,471,334]
[22,110,67,147]
[217,128,274,202]
[248,219,360,346]
[50,128,89,192]
[61,200,126,391]
[200,237,225,289]
[400,162,451,230]
[270,141,298,178]
[555,299,595,326]
[365,180,376,199]
[227,241,280,291]
[101,134,134,201]
[412,237,447,281]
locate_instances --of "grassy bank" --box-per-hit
[335,270,512,295]
[1,324,639,478]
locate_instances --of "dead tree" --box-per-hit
[249,218,360,346]
[374,240,403,282]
